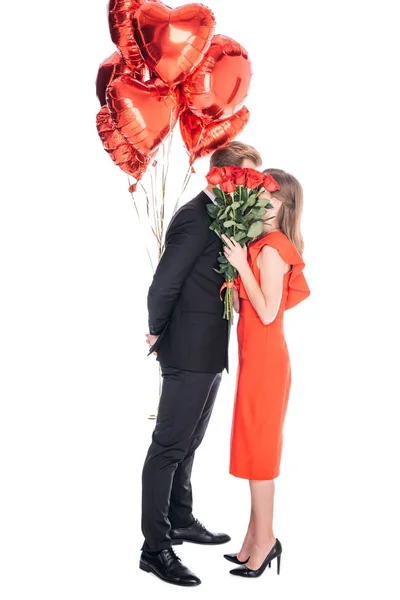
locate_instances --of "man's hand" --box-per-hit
[146,333,159,356]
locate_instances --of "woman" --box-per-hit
[221,169,310,578]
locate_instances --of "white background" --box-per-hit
[1,0,400,598]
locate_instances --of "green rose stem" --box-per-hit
[220,187,234,321]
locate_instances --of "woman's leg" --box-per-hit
[237,493,254,561]
[245,479,276,570]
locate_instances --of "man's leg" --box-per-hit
[168,373,222,528]
[141,367,218,551]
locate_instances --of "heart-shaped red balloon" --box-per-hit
[108,0,159,73]
[133,2,216,86]
[96,51,132,107]
[107,75,181,154]
[182,34,252,123]
[180,106,250,164]
[96,105,152,181]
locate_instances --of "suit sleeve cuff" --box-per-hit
[149,325,163,336]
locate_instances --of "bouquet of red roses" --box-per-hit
[206,166,280,320]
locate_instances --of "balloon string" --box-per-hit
[159,109,175,251]
[163,110,174,188]
[161,141,167,248]
[139,180,159,244]
[190,123,206,166]
[172,165,193,216]
[154,164,164,260]
[180,166,193,197]
[153,163,161,242]
[128,177,155,273]
[150,167,161,246]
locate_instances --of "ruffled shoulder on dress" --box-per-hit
[246,232,310,309]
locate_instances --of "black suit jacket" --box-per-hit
[148,191,230,373]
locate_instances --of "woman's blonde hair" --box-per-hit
[263,169,304,255]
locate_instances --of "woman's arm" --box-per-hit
[222,236,286,325]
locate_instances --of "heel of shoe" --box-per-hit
[140,561,151,573]
[277,555,281,575]
[170,539,183,546]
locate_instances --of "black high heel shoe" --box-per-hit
[223,553,250,565]
[230,539,282,578]
[224,553,272,567]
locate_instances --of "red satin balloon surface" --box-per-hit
[180,106,250,164]
[96,105,152,180]
[133,2,216,86]
[96,51,132,107]
[182,34,251,123]
[107,76,181,154]
[108,0,159,72]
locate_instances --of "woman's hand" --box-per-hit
[222,235,248,272]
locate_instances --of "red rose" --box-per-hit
[221,166,246,185]
[223,166,246,185]
[245,168,265,189]
[233,168,246,185]
[263,174,280,192]
[222,166,236,178]
[220,178,236,193]
[206,167,224,185]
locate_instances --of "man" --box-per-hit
[140,142,263,586]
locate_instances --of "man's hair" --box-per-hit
[210,141,262,168]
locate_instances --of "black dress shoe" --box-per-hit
[230,539,282,578]
[170,518,231,545]
[224,553,250,565]
[140,548,201,586]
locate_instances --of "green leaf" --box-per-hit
[234,231,247,242]
[242,196,258,212]
[226,264,237,278]
[207,204,219,217]
[252,207,267,218]
[231,201,241,210]
[213,187,225,199]
[247,221,264,238]
[256,198,268,207]
[266,202,274,209]
[209,222,222,237]
[235,223,246,230]
[241,212,253,223]
[218,255,228,264]
[223,220,236,227]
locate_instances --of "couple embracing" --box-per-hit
[141,142,310,586]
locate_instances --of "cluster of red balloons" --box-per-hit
[96,0,252,184]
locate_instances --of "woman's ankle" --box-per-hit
[252,536,276,552]
[237,534,254,560]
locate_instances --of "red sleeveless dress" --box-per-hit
[230,231,310,480]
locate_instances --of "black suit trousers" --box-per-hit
[141,366,222,551]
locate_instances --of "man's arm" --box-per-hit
[148,207,209,336]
